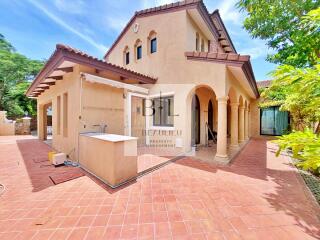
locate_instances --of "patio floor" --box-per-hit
[0,135,320,239]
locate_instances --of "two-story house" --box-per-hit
[26,0,260,167]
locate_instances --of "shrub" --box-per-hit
[273,129,320,173]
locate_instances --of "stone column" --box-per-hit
[216,96,228,159]
[230,102,239,147]
[248,109,251,137]
[22,117,31,135]
[37,104,45,140]
[238,106,245,142]
[244,108,249,140]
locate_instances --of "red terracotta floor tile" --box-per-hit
[85,226,105,239]
[14,230,38,240]
[0,137,320,240]
[32,229,55,240]
[138,223,154,238]
[103,225,121,239]
[92,215,109,227]
[155,222,171,238]
[120,224,138,239]
[49,229,72,240]
[67,227,89,240]
[108,214,125,225]
[153,211,168,223]
[76,215,95,227]
[170,221,188,237]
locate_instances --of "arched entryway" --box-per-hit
[208,99,214,140]
[191,94,200,146]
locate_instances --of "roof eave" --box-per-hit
[210,10,237,53]
[26,49,64,96]
[185,52,259,98]
[27,46,157,97]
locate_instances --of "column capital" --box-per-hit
[216,96,229,104]
[239,106,245,110]
[230,102,239,107]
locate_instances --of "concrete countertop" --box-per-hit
[80,132,137,142]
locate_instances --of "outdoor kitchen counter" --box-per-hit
[79,133,138,188]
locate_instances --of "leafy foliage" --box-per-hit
[273,130,320,172]
[237,1,320,67]
[261,63,320,130]
[246,7,320,131]
[0,34,44,118]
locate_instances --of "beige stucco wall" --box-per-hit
[36,8,260,161]
[106,9,257,152]
[250,99,261,137]
[0,111,15,136]
[37,65,81,158]
[37,64,126,160]
[79,135,137,187]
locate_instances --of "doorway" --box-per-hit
[191,94,200,146]
[260,106,289,135]
[131,95,146,146]
[40,102,52,141]
[208,100,213,140]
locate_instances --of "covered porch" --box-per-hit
[184,51,260,163]
[185,84,252,164]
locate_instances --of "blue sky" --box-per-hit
[0,0,276,80]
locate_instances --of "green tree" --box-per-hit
[262,63,320,131]
[237,0,320,67]
[0,34,44,118]
[238,2,320,131]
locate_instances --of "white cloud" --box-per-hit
[141,0,175,9]
[54,0,85,14]
[105,16,128,33]
[155,0,175,5]
[237,39,273,59]
[217,0,243,25]
[238,46,266,59]
[27,0,108,54]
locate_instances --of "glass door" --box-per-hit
[260,107,289,135]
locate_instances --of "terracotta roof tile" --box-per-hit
[185,51,251,63]
[27,44,157,96]
[135,0,201,15]
[56,44,156,80]
[207,52,218,59]
[185,51,259,98]
[199,52,208,58]
[227,54,240,61]
[217,53,228,60]
[257,80,272,88]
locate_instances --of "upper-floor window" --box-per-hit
[125,52,130,65]
[196,33,199,51]
[201,39,205,52]
[148,31,157,54]
[153,96,174,127]
[137,46,142,59]
[151,38,157,53]
[123,46,130,65]
[134,39,142,60]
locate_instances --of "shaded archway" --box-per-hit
[238,95,245,142]
[191,94,200,146]
[186,84,217,151]
[208,99,214,140]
